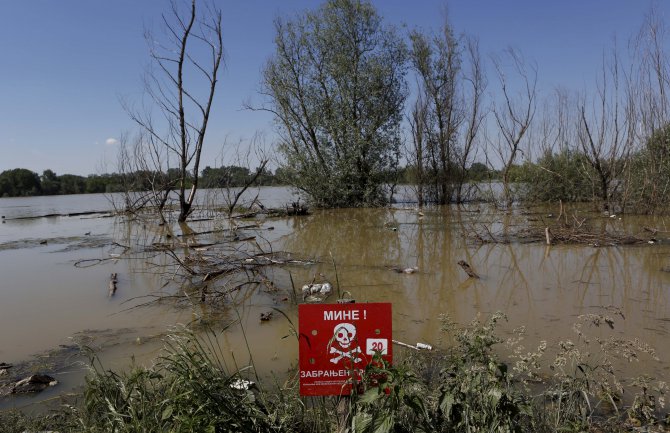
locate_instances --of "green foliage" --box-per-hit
[436,313,532,433]
[408,22,463,205]
[201,165,279,188]
[352,357,433,433]
[0,168,41,197]
[467,162,494,182]
[625,123,670,213]
[513,150,594,203]
[58,174,87,195]
[5,312,666,433]
[0,168,131,197]
[40,169,60,195]
[263,0,407,208]
[76,329,274,433]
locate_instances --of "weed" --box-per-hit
[74,327,275,433]
[3,310,667,433]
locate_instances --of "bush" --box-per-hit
[513,150,595,203]
[625,124,670,213]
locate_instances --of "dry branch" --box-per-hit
[468,219,655,247]
[458,260,480,279]
[108,273,118,297]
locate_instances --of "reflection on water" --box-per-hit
[280,206,670,381]
[1,191,669,410]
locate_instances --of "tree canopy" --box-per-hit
[262,0,407,207]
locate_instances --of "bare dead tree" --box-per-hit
[633,9,670,134]
[115,134,139,214]
[407,93,429,207]
[490,48,537,207]
[219,133,270,216]
[125,0,223,222]
[132,131,178,222]
[410,18,463,204]
[454,36,486,203]
[114,133,155,215]
[578,44,635,212]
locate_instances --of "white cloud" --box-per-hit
[105,138,119,146]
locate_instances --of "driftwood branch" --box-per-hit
[458,260,480,279]
[108,273,118,297]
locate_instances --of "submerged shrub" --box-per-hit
[514,149,595,203]
[625,124,670,213]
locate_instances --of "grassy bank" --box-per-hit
[1,312,666,433]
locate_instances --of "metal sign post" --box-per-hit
[298,302,392,396]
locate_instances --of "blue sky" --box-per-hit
[0,1,666,176]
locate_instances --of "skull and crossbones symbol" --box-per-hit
[330,322,362,364]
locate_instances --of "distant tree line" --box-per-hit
[0,169,123,197]
[0,161,498,198]
[0,166,286,198]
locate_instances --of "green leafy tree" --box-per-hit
[40,169,60,195]
[408,18,486,206]
[467,162,491,182]
[261,0,407,207]
[58,174,86,194]
[201,165,252,188]
[0,168,41,197]
[85,174,108,193]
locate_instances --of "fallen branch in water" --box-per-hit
[468,217,658,247]
[108,273,118,297]
[458,260,480,279]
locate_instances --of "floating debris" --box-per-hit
[337,298,356,304]
[301,282,332,298]
[390,266,418,274]
[230,378,256,391]
[392,339,433,351]
[109,273,118,297]
[11,374,58,394]
[458,260,480,279]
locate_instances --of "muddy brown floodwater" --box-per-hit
[1,189,669,411]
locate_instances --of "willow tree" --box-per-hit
[127,0,223,222]
[261,0,407,207]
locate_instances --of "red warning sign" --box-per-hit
[298,303,392,396]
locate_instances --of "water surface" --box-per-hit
[1,190,669,409]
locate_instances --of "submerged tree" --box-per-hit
[408,17,486,205]
[578,46,634,212]
[490,48,537,207]
[410,20,462,205]
[260,0,407,207]
[126,0,223,222]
